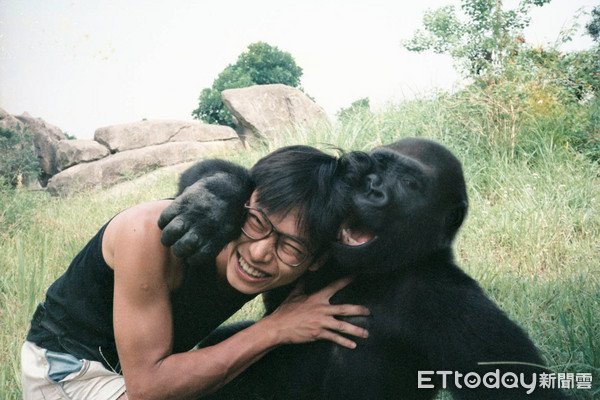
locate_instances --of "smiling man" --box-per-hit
[21,146,371,400]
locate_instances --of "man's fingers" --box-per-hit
[316,276,355,300]
[317,330,358,349]
[323,318,369,339]
[326,304,370,317]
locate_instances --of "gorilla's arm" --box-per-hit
[158,159,253,265]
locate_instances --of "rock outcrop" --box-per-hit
[0,108,23,132]
[6,84,332,195]
[1,108,66,180]
[94,120,237,152]
[55,139,111,171]
[222,84,330,146]
[14,112,67,177]
[47,141,240,196]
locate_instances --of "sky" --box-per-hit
[0,0,597,140]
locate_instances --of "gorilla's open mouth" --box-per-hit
[337,216,377,247]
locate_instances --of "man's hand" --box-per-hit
[262,277,370,349]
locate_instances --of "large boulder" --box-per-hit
[14,112,66,177]
[55,139,110,171]
[0,108,23,132]
[221,84,330,146]
[94,120,238,153]
[46,140,240,196]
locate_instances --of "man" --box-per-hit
[22,146,370,400]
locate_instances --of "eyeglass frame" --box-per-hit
[241,202,313,267]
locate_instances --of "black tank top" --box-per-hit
[27,220,253,372]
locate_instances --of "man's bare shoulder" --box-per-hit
[102,200,175,270]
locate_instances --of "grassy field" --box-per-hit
[1,90,599,399]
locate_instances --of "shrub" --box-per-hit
[0,126,40,188]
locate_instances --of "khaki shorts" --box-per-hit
[21,341,126,400]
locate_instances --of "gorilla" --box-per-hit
[159,138,570,399]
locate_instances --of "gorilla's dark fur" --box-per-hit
[159,159,254,263]
[160,138,569,399]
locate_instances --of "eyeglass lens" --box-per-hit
[242,208,308,266]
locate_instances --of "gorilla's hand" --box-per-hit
[158,160,253,265]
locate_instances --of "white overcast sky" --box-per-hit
[0,0,597,139]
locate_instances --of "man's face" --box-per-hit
[217,191,320,295]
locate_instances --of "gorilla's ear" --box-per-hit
[445,201,468,235]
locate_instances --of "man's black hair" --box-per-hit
[251,145,371,258]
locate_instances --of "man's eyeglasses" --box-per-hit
[242,203,311,267]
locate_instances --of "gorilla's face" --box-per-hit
[332,138,468,273]
[354,148,436,235]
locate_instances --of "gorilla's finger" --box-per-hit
[199,240,226,257]
[158,202,183,229]
[171,230,201,258]
[186,250,216,267]
[159,216,188,246]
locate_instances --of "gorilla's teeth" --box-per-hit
[343,228,360,246]
[239,256,268,278]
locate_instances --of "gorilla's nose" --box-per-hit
[362,173,389,207]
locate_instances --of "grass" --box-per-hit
[1,87,599,399]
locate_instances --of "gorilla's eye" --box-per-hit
[402,178,419,191]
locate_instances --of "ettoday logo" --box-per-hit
[418,370,538,394]
[418,370,593,394]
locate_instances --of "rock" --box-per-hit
[1,109,67,182]
[15,112,65,140]
[170,124,237,143]
[55,139,110,171]
[94,120,238,153]
[46,140,240,196]
[0,108,24,132]
[13,112,67,178]
[221,84,330,146]
[102,162,195,198]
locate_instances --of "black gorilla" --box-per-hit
[159,139,569,399]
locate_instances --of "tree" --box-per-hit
[237,42,303,87]
[336,98,372,123]
[192,42,303,127]
[586,6,600,43]
[402,0,551,78]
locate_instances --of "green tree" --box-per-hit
[237,42,303,87]
[336,98,372,122]
[192,42,303,127]
[403,0,551,78]
[586,6,600,43]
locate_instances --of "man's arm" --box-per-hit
[110,202,370,400]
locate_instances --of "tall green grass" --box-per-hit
[1,85,598,398]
